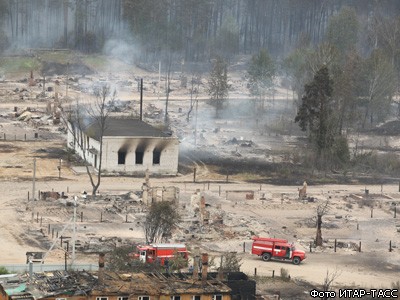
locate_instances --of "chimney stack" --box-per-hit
[193,255,199,280]
[201,253,208,284]
[98,252,105,285]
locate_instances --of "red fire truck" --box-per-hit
[131,243,189,266]
[251,236,306,265]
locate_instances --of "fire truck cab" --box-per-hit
[133,243,188,266]
[251,236,306,265]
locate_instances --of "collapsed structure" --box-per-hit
[0,269,255,300]
[67,118,179,175]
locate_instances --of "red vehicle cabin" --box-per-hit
[251,236,306,265]
[134,243,188,266]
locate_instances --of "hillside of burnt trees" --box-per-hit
[0,0,399,62]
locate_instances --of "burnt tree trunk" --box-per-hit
[316,214,323,246]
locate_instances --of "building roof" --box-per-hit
[0,271,233,299]
[78,118,172,140]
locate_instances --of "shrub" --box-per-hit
[0,266,9,275]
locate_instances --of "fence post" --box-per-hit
[272,270,275,278]
[254,268,257,276]
[309,242,312,253]
[243,242,245,253]
[334,239,337,252]
[389,240,392,252]
[359,241,361,252]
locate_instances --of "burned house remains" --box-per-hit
[67,118,179,175]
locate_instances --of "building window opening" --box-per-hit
[153,150,161,165]
[118,151,126,165]
[136,151,144,164]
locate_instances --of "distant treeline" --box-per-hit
[0,0,399,62]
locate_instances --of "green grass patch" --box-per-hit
[36,50,74,64]
[0,57,41,74]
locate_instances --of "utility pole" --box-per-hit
[32,158,36,201]
[66,62,69,97]
[158,61,161,101]
[140,78,143,121]
[58,158,62,179]
[194,99,199,146]
[72,196,77,265]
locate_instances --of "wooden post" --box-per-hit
[394,205,397,218]
[219,185,221,196]
[334,239,337,252]
[193,167,197,183]
[357,223,359,230]
[243,242,245,253]
[48,224,50,234]
[52,228,54,238]
[309,242,312,253]
[36,212,39,223]
[254,268,257,276]
[272,270,275,278]
[389,240,392,252]
[126,214,128,223]
[38,190,40,200]
[81,211,83,222]
[371,208,373,218]
[359,241,361,252]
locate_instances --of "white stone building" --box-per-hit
[67,118,179,175]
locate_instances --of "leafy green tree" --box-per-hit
[220,252,242,272]
[283,46,312,103]
[106,245,162,273]
[208,56,229,117]
[143,201,181,244]
[325,7,359,59]
[333,50,365,132]
[360,50,397,128]
[248,49,275,110]
[295,66,335,153]
[0,266,9,275]
[213,15,240,61]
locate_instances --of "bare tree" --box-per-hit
[186,72,201,122]
[316,200,330,246]
[322,269,341,299]
[143,201,181,244]
[66,84,115,196]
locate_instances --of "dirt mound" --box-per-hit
[41,61,94,76]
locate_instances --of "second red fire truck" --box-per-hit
[251,236,306,265]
